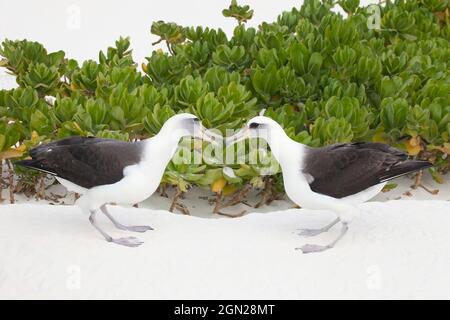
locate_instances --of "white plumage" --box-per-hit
[17,113,219,247]
[226,116,432,253]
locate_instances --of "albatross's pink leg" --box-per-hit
[100,205,153,233]
[296,222,349,254]
[298,218,341,237]
[89,210,144,248]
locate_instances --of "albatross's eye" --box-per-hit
[249,122,260,129]
[192,117,200,123]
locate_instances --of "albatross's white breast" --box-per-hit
[79,161,161,210]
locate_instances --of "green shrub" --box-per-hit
[0,0,449,204]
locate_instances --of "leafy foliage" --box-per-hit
[0,0,449,200]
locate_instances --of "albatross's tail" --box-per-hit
[379,160,433,183]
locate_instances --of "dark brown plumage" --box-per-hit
[302,142,432,198]
[16,136,144,189]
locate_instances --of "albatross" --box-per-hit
[226,116,433,254]
[16,113,219,247]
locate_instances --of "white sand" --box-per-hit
[0,199,449,299]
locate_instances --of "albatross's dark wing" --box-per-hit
[302,142,432,198]
[15,136,144,189]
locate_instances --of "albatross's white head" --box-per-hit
[225,116,286,145]
[158,113,222,145]
[225,115,294,162]
[144,113,222,167]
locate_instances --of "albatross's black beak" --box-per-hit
[198,125,223,146]
[225,127,250,147]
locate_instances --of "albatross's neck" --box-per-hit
[264,127,304,169]
[142,127,184,169]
